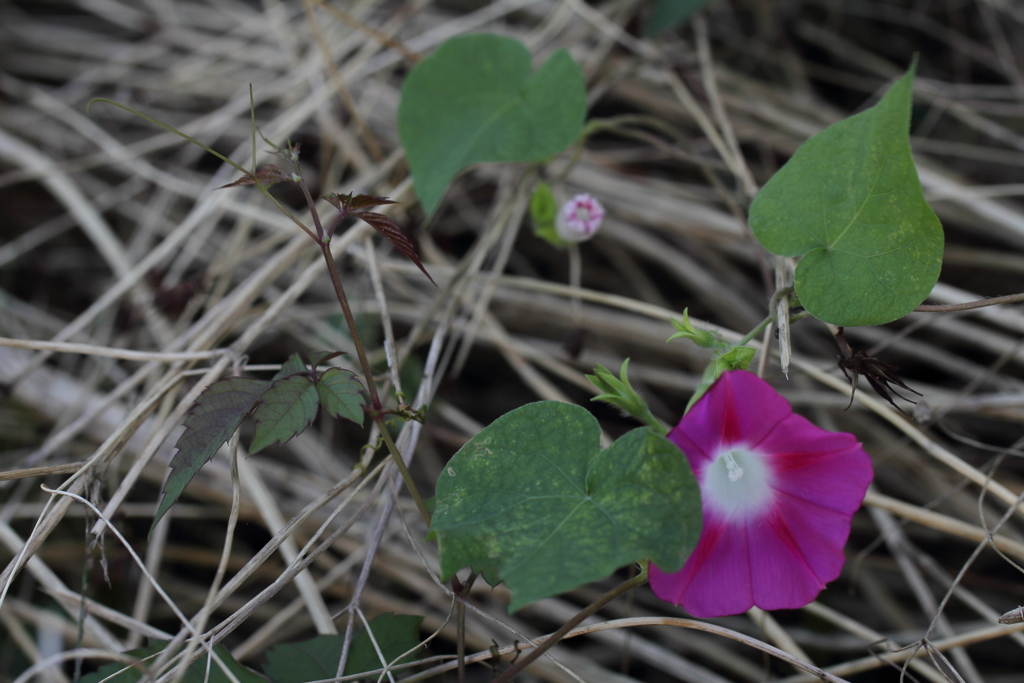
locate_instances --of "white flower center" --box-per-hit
[703,447,774,520]
[575,207,591,223]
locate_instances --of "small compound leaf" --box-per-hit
[218,164,290,190]
[317,367,366,426]
[431,402,701,612]
[250,376,320,454]
[647,0,715,35]
[273,353,308,381]
[153,378,270,532]
[263,613,423,683]
[80,641,263,683]
[355,211,437,286]
[398,34,586,214]
[749,61,944,326]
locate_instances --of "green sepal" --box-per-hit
[586,359,666,435]
[667,309,722,349]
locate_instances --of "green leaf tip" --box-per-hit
[749,61,943,327]
[431,401,700,612]
[398,34,586,215]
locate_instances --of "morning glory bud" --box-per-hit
[556,194,605,243]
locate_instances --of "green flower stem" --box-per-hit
[320,243,432,526]
[736,314,773,348]
[378,418,431,524]
[489,567,649,683]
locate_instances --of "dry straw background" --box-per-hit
[3,0,1024,681]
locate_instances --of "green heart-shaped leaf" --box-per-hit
[430,401,701,612]
[398,34,586,215]
[749,62,943,326]
[263,613,423,683]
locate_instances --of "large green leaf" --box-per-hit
[430,402,701,612]
[263,613,423,683]
[749,62,943,326]
[80,641,263,683]
[153,377,270,532]
[398,34,586,214]
[647,0,715,35]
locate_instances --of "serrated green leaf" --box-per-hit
[647,0,715,35]
[263,613,423,683]
[431,402,701,612]
[273,353,307,381]
[79,641,263,683]
[398,34,586,214]
[317,367,366,426]
[153,377,270,532]
[749,62,943,326]
[250,376,320,454]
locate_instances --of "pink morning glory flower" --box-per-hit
[651,370,873,617]
[556,194,605,242]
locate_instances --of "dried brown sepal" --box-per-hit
[322,192,436,287]
[836,327,921,415]
[218,164,290,189]
[999,606,1024,625]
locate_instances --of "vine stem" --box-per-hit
[319,243,432,526]
[915,291,1024,312]
[489,568,649,683]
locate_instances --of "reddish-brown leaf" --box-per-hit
[323,192,397,212]
[355,211,437,286]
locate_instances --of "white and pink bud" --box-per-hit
[555,194,605,243]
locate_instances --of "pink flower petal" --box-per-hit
[652,370,873,617]
[669,370,792,469]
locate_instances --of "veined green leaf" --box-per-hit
[317,366,366,426]
[153,377,270,532]
[398,34,586,214]
[250,375,319,454]
[749,62,943,326]
[430,402,701,612]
